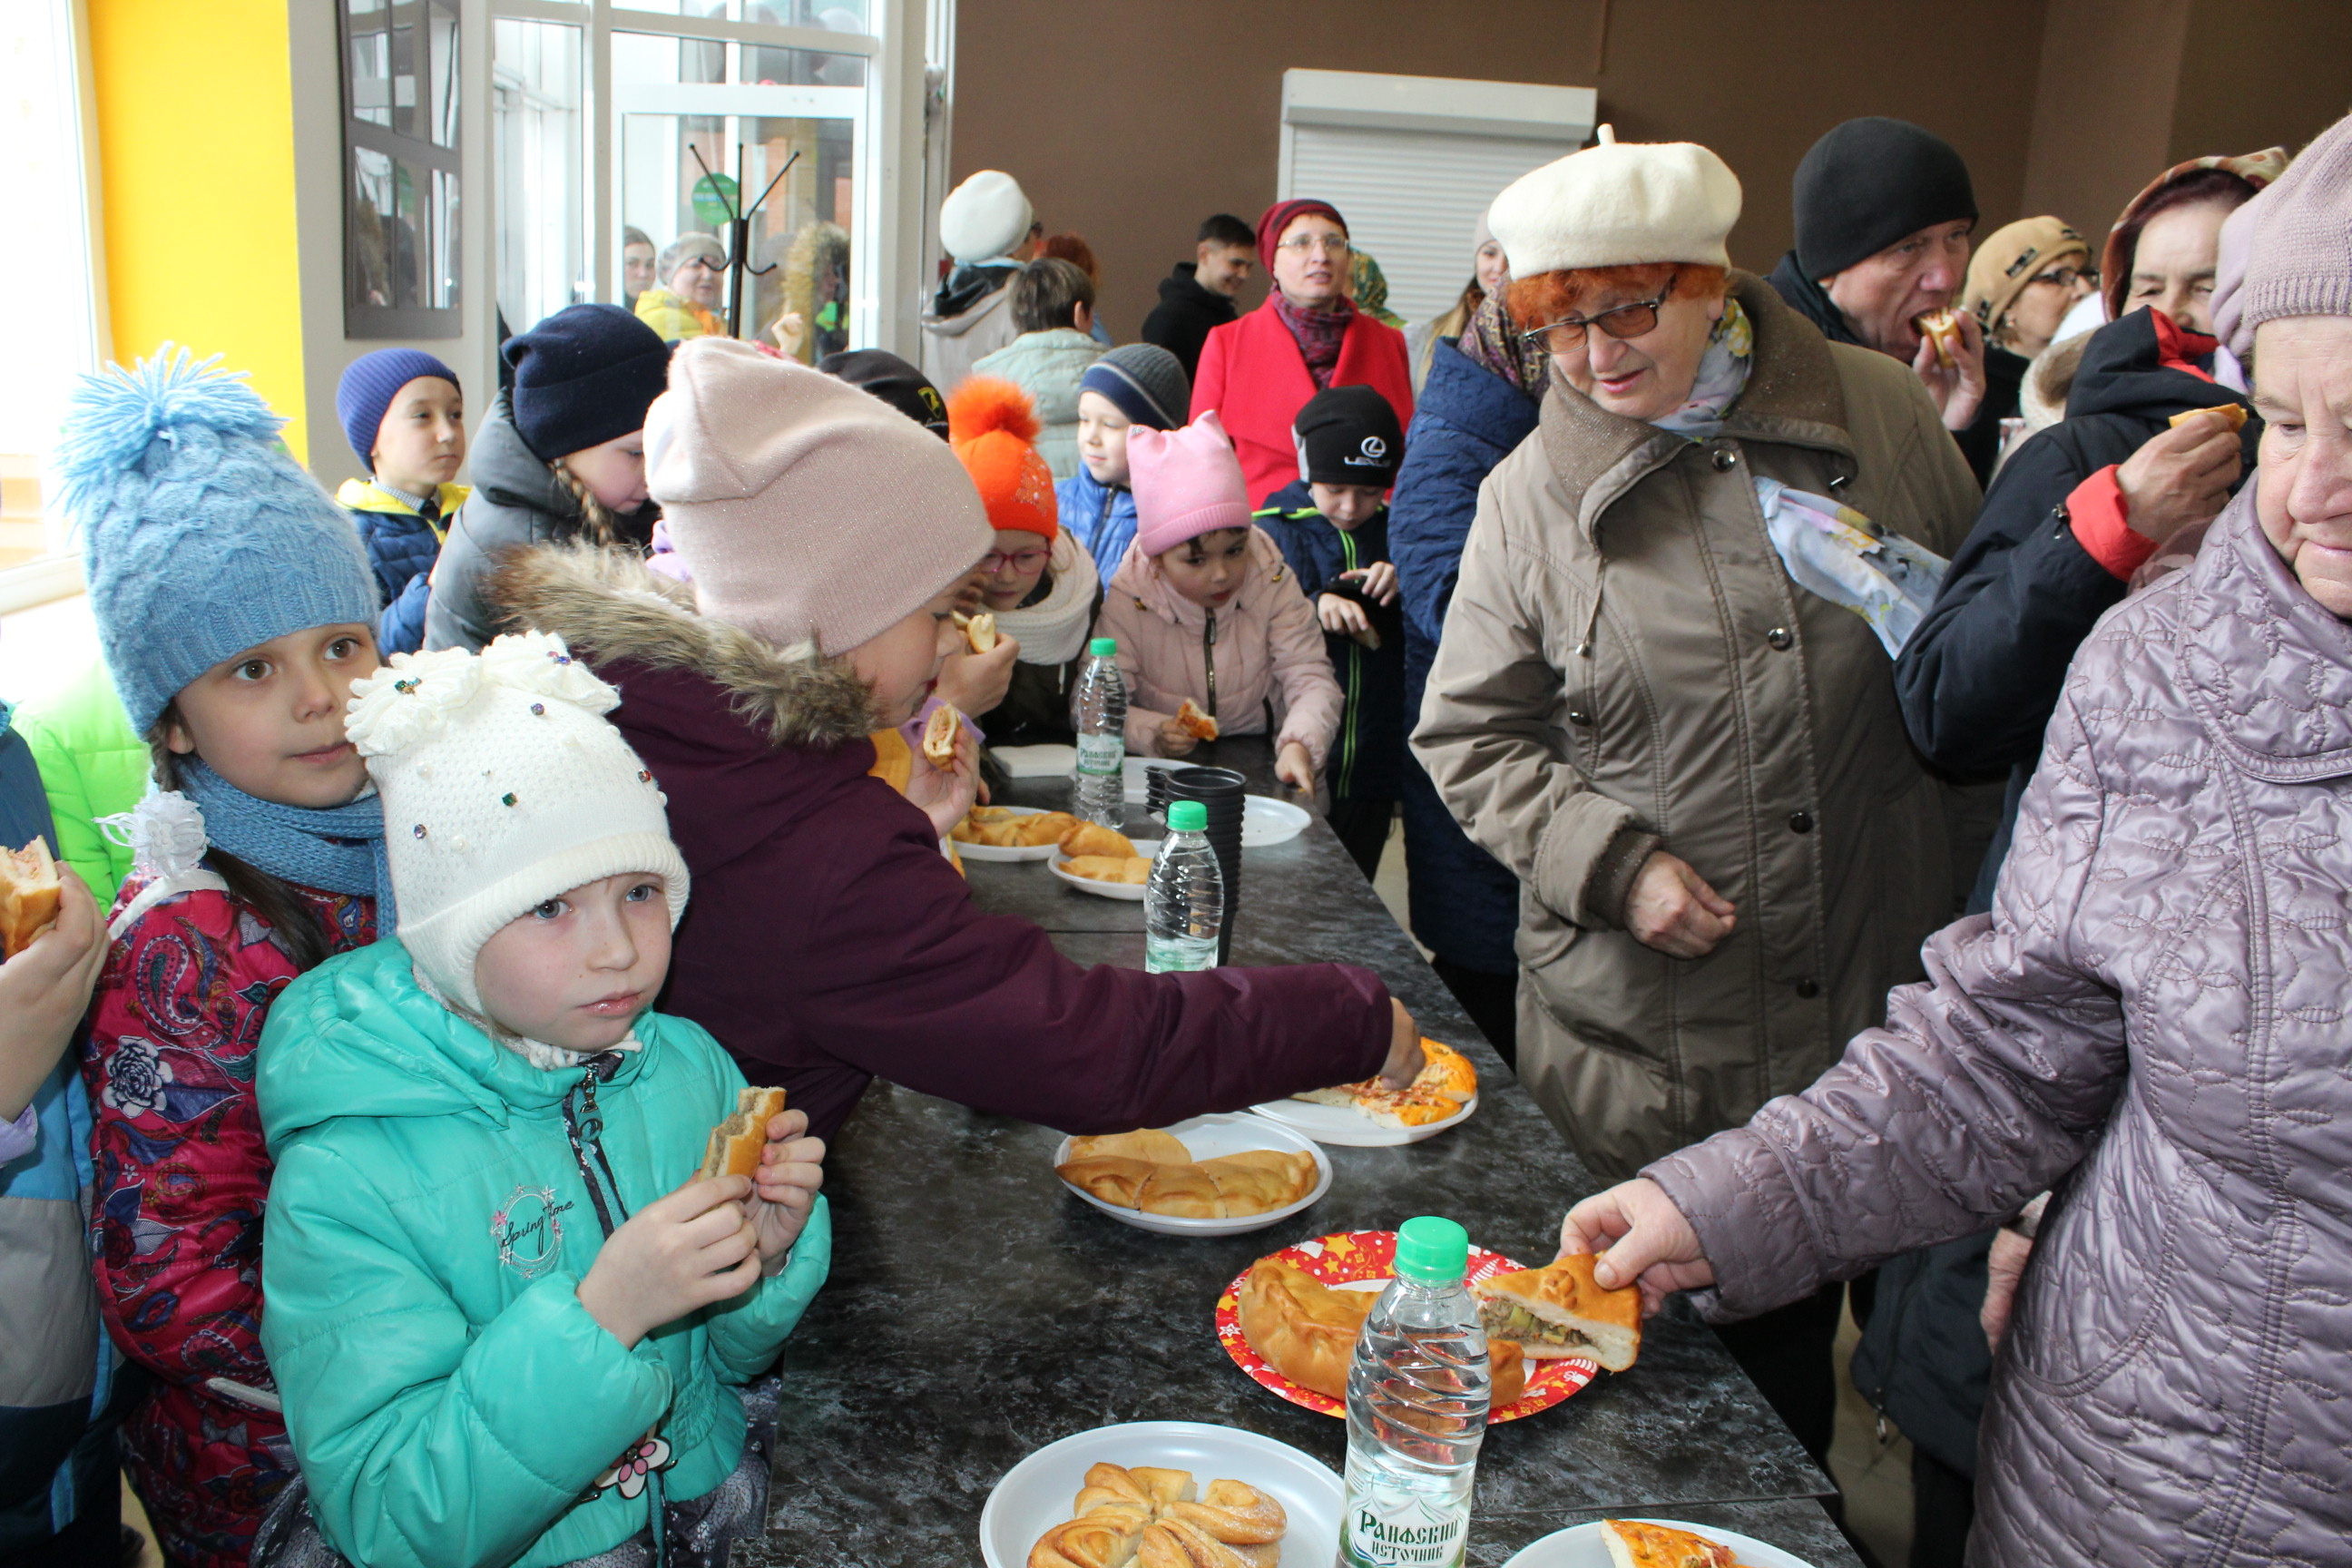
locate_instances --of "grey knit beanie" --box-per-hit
[2227,113,2349,356]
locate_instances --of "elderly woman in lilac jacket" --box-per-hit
[1563,114,2352,1567]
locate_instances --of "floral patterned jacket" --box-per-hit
[82,875,374,1568]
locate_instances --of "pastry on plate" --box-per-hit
[1598,1518,1737,1568]
[1063,854,1151,885]
[1032,1464,1284,1568]
[1014,810,1081,847]
[1238,1255,1524,1405]
[1059,821,1138,859]
[1056,1132,1317,1219]
[1068,1128,1191,1164]
[1292,1037,1476,1127]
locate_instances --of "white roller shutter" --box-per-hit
[1279,69,1594,327]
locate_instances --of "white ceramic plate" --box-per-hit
[979,1420,1342,1568]
[1247,1093,1478,1148]
[954,805,1076,862]
[1052,1112,1331,1237]
[1049,838,1161,900]
[1501,1518,1818,1568]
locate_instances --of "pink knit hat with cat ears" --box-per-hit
[1129,410,1253,558]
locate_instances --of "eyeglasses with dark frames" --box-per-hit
[1519,273,1681,354]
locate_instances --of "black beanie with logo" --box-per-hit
[1293,385,1403,488]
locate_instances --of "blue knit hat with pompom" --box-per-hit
[54,347,381,735]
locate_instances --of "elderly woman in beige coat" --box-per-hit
[1410,127,1979,1461]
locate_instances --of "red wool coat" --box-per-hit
[1191,299,1414,507]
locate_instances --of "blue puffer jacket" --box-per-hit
[258,938,830,1568]
[1058,466,1139,580]
[339,478,468,656]
[1387,338,1538,975]
[0,706,127,1555]
[1255,482,1405,802]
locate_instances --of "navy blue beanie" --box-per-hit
[336,348,460,470]
[502,304,672,461]
[1080,343,1189,431]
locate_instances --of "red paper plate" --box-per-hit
[1215,1229,1597,1424]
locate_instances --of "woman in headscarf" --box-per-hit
[1412,126,1979,1471]
[1189,199,1412,505]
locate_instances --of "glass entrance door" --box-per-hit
[614,30,870,360]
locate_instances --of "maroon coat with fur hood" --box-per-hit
[493,544,1394,1142]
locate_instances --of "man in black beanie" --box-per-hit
[1254,385,1406,879]
[1767,117,2012,486]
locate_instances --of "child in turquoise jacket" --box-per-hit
[255,632,830,1568]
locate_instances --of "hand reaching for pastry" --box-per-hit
[1557,1177,1715,1317]
[1376,998,1424,1090]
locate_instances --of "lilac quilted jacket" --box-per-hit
[1647,489,2352,1567]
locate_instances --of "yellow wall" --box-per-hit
[89,1,308,463]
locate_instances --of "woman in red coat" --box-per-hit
[1191,200,1414,505]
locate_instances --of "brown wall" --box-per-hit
[2169,0,2352,167]
[2018,0,2190,240]
[949,0,2352,338]
[950,0,2050,337]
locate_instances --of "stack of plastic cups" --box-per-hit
[1160,767,1246,964]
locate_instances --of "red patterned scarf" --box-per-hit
[1272,292,1355,388]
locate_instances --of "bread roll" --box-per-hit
[1058,822,1137,859]
[922,704,961,766]
[0,838,61,958]
[1028,1511,1148,1568]
[1912,308,1963,368]
[963,611,999,653]
[697,1087,787,1181]
[1166,1480,1286,1546]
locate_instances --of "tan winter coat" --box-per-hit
[1412,274,1980,1179]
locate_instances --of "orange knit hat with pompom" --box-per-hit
[948,376,1057,542]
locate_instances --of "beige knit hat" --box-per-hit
[1487,124,1742,279]
[648,338,992,655]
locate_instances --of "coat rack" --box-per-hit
[687,142,801,339]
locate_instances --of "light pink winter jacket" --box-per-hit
[1096,525,1342,770]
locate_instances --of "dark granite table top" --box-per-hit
[739,740,1852,1566]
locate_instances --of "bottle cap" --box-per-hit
[1394,1216,1470,1284]
[1167,800,1208,832]
[1089,636,1118,657]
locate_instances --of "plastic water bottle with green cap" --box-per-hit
[1338,1216,1490,1567]
[1071,635,1127,826]
[1143,799,1222,973]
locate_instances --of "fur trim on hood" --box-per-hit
[486,541,879,748]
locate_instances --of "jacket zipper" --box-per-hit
[1202,609,1218,717]
[1335,528,1359,798]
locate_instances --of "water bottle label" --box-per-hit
[1075,733,1124,776]
[1340,1492,1469,1568]
[1144,935,1219,974]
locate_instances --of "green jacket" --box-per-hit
[15,659,145,898]
[257,938,830,1568]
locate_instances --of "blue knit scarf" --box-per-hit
[180,760,396,924]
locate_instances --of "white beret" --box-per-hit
[1487,125,1742,279]
[939,170,1034,264]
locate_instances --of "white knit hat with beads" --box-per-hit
[1486,124,1742,279]
[345,632,690,1015]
